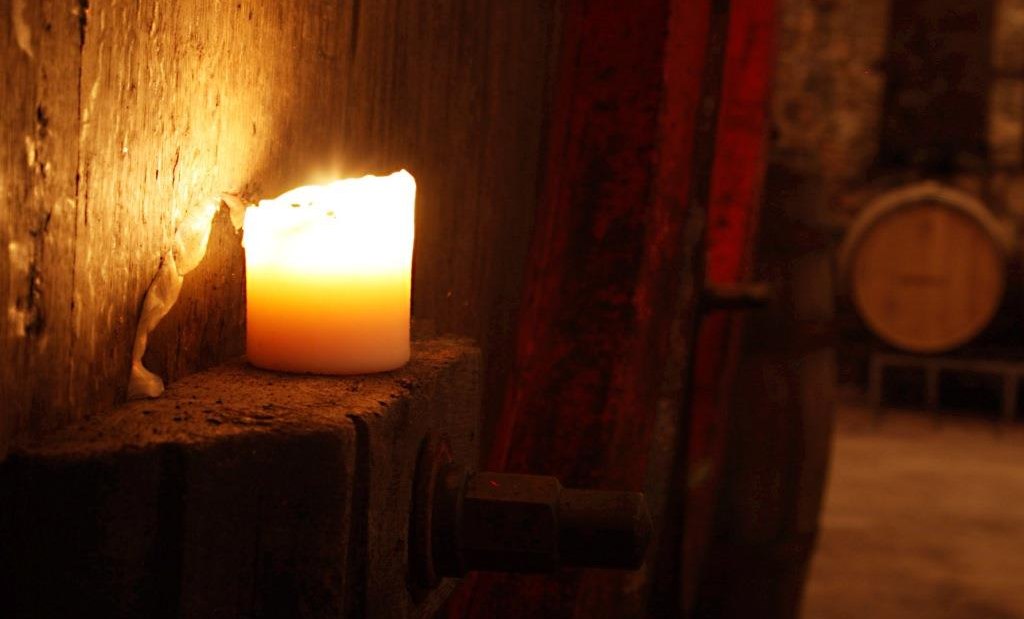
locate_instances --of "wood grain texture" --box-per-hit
[682,0,778,613]
[1,336,479,618]
[353,344,480,619]
[850,203,1005,353]
[694,162,837,619]
[1,0,83,459]
[446,0,725,616]
[1,1,561,457]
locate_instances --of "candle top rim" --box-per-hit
[241,169,416,273]
[255,169,414,209]
[242,169,415,242]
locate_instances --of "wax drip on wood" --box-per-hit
[12,0,33,58]
[127,194,248,399]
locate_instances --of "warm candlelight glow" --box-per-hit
[242,170,415,374]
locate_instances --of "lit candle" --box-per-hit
[242,170,415,374]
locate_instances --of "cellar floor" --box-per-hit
[802,404,1024,619]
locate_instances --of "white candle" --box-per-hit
[242,170,415,374]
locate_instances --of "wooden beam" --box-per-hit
[1,337,480,619]
[0,0,83,459]
[446,0,725,616]
[0,0,560,462]
[682,0,779,612]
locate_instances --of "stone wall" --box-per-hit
[768,0,1024,385]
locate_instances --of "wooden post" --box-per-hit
[445,0,728,616]
[681,0,779,613]
[1,337,480,619]
[694,159,837,619]
[0,0,561,464]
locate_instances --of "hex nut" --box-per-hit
[458,472,561,573]
[411,434,652,585]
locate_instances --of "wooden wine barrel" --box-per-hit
[839,182,1012,354]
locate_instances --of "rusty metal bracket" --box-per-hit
[410,434,652,589]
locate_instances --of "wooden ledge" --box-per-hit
[16,337,477,457]
[1,336,481,619]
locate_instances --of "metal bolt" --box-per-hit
[411,434,652,588]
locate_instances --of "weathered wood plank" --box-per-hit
[447,0,725,616]
[355,340,481,619]
[1,0,561,461]
[0,446,172,618]
[178,431,356,619]
[1,336,480,618]
[67,0,359,429]
[681,0,778,613]
[694,164,837,619]
[0,0,84,458]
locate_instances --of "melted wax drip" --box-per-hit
[127,194,247,399]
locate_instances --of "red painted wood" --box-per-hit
[488,0,713,485]
[446,0,716,616]
[683,0,778,613]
